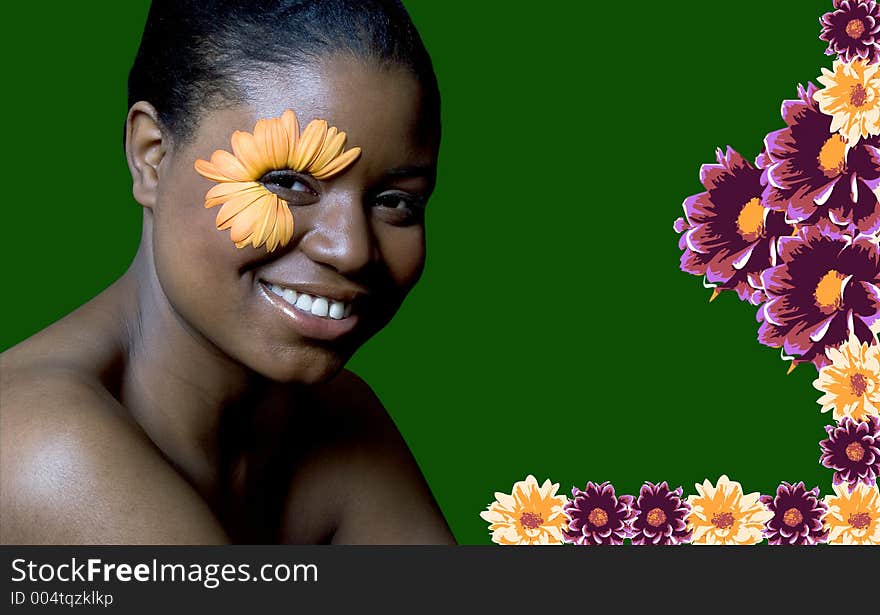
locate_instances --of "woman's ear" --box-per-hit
[125,101,167,209]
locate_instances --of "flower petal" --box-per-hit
[308,127,346,174]
[231,130,269,177]
[255,117,290,170]
[208,149,254,182]
[204,181,262,209]
[291,119,328,171]
[229,193,270,242]
[281,109,301,163]
[215,188,269,230]
[311,147,362,180]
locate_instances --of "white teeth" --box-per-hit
[311,297,329,317]
[267,282,352,320]
[329,301,345,320]
[282,288,298,304]
[294,294,313,311]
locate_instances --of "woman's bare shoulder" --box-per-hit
[0,360,227,545]
[280,370,456,545]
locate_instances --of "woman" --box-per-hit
[0,0,454,544]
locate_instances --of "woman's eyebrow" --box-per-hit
[383,164,434,179]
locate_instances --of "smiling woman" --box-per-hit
[0,0,453,545]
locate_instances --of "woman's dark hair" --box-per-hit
[128,0,439,143]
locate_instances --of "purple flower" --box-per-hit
[563,482,634,545]
[759,82,880,236]
[630,481,692,545]
[675,146,793,305]
[760,482,829,545]
[758,225,880,369]
[820,0,880,64]
[820,415,880,490]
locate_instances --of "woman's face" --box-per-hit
[148,55,438,383]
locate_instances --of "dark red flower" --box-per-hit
[820,415,880,490]
[675,147,793,305]
[758,225,880,368]
[563,482,634,545]
[760,481,829,545]
[630,481,692,545]
[759,82,880,236]
[820,0,880,64]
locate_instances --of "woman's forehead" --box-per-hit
[192,56,436,168]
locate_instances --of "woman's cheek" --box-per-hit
[378,224,426,290]
[151,177,240,320]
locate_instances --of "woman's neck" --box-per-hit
[117,237,275,500]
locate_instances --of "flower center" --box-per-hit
[782,507,804,527]
[519,511,543,529]
[814,269,846,313]
[646,507,667,527]
[850,372,869,397]
[735,197,765,240]
[588,507,609,527]
[711,511,735,529]
[846,441,866,462]
[850,83,869,108]
[848,511,871,529]
[846,18,866,39]
[817,133,848,178]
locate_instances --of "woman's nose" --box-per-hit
[298,192,375,276]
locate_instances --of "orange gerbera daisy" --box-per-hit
[813,333,880,422]
[686,475,772,545]
[479,475,569,545]
[824,482,880,545]
[814,59,880,146]
[194,109,361,252]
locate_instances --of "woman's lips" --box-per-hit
[257,280,360,341]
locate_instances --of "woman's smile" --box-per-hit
[257,279,362,341]
[266,281,354,320]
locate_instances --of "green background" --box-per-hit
[1,1,838,543]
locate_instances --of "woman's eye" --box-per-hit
[259,170,319,204]
[384,197,411,210]
[373,192,426,225]
[375,193,423,211]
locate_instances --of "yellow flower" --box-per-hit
[479,475,569,545]
[194,109,361,252]
[824,482,880,545]
[813,333,880,422]
[686,475,772,545]
[814,59,880,146]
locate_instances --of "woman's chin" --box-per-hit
[249,346,348,385]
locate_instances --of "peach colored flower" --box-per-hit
[686,475,772,545]
[814,59,880,145]
[814,333,880,422]
[480,475,569,545]
[824,481,880,544]
[194,109,361,252]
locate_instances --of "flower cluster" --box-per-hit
[675,2,880,370]
[480,475,880,545]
